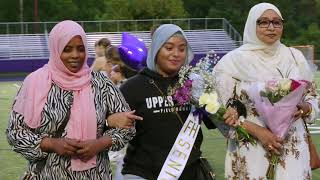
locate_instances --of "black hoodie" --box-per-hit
[120,68,215,180]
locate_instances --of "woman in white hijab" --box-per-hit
[213,3,319,179]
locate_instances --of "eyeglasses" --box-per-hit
[256,19,283,28]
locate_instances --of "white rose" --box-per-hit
[199,92,221,114]
[199,93,210,106]
[205,103,220,114]
[279,78,292,91]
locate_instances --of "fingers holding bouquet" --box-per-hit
[224,97,248,127]
[264,143,281,155]
[256,127,283,155]
[223,107,239,126]
[293,102,312,120]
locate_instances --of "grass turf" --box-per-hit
[0,79,319,179]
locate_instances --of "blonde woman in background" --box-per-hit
[91,38,112,75]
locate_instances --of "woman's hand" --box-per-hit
[107,110,143,129]
[75,136,112,162]
[241,121,283,154]
[293,102,312,120]
[223,107,239,126]
[254,126,283,155]
[40,137,79,157]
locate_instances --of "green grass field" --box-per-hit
[0,79,319,179]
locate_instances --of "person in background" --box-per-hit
[150,24,160,37]
[91,38,112,75]
[94,38,111,58]
[6,20,141,180]
[104,45,122,76]
[213,3,319,179]
[104,45,137,180]
[110,62,137,87]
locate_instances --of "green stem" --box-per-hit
[235,126,256,145]
[266,154,279,180]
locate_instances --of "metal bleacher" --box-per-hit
[0,34,49,59]
[0,18,243,61]
[0,29,237,60]
[0,18,242,73]
[87,29,237,55]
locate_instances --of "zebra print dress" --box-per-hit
[6,71,135,180]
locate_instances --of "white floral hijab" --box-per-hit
[240,2,283,52]
[214,2,313,82]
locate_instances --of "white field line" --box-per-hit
[309,127,320,130]
[308,121,320,134]
[308,123,319,126]
[13,83,21,88]
[310,131,320,134]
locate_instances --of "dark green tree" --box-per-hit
[98,0,188,31]
[0,1,20,22]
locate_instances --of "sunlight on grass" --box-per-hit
[0,81,26,179]
[0,77,319,179]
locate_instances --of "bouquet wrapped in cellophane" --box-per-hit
[169,50,255,144]
[248,78,309,180]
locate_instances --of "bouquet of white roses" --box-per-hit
[170,50,255,144]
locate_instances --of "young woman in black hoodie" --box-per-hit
[120,24,239,180]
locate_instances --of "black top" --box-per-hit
[120,68,215,180]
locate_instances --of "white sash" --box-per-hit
[157,108,200,180]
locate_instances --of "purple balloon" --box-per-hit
[118,32,147,71]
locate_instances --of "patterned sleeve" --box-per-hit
[291,49,320,123]
[304,81,319,124]
[214,72,262,139]
[6,110,48,161]
[102,76,136,151]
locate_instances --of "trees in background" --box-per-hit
[0,0,186,22]
[185,0,320,58]
[99,0,188,20]
[0,0,319,57]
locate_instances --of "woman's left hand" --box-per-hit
[107,110,143,129]
[223,107,239,126]
[75,136,112,162]
[293,102,311,120]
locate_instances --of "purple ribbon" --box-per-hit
[192,107,209,124]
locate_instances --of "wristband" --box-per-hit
[239,116,245,126]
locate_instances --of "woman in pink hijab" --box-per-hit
[6,20,141,180]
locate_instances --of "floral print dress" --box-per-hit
[215,72,319,180]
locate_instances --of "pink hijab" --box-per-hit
[13,20,97,171]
